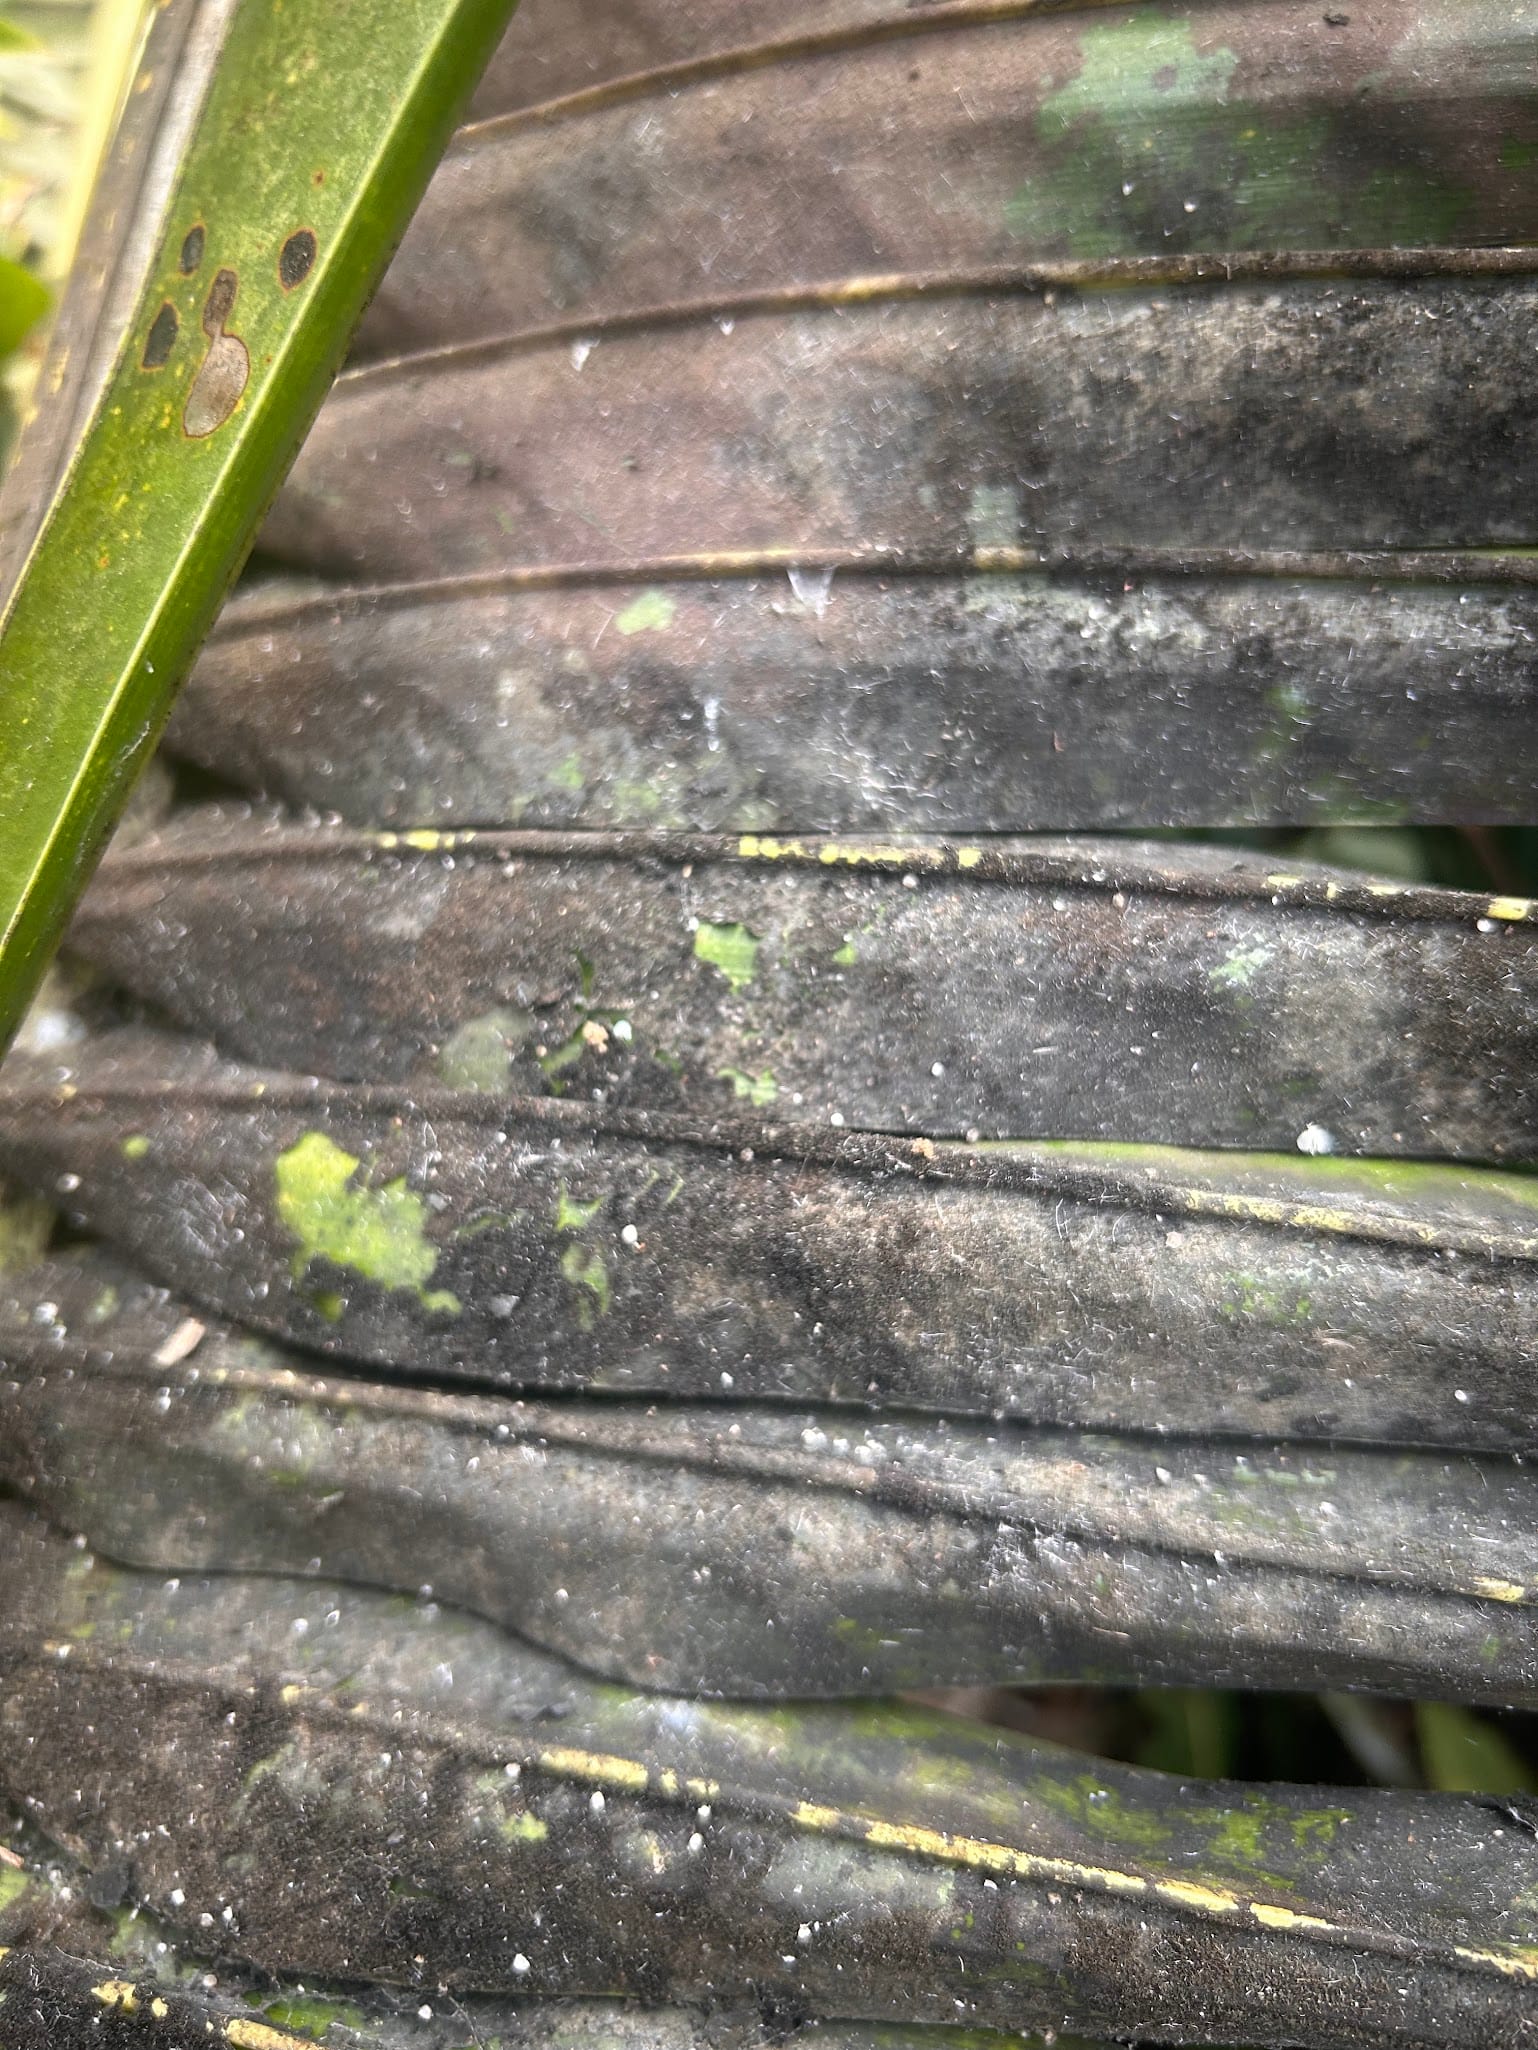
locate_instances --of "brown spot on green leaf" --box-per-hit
[141,303,179,370]
[183,267,250,440]
[279,228,317,291]
[202,267,238,332]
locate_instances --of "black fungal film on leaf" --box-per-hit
[4,5,1538,2046]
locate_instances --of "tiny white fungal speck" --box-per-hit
[1296,1124,1336,1156]
[590,1790,606,1814]
[418,2007,433,2021]
[513,1954,531,1975]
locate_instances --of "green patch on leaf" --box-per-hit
[1218,1274,1313,1326]
[1208,944,1273,990]
[262,1998,368,2039]
[1005,10,1469,257]
[555,1186,606,1233]
[537,1028,589,1090]
[498,1809,549,1844]
[1041,12,1237,128]
[275,1130,460,1315]
[1036,1772,1173,1851]
[615,587,677,635]
[437,1008,528,1091]
[718,1066,778,1108]
[1186,1792,1348,1876]
[560,1242,611,1328]
[694,920,760,992]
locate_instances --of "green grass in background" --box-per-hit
[0,0,150,455]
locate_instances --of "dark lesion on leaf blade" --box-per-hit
[201,266,239,336]
[182,267,250,440]
[279,228,317,291]
[140,302,179,369]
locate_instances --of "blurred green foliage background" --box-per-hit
[0,0,148,456]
